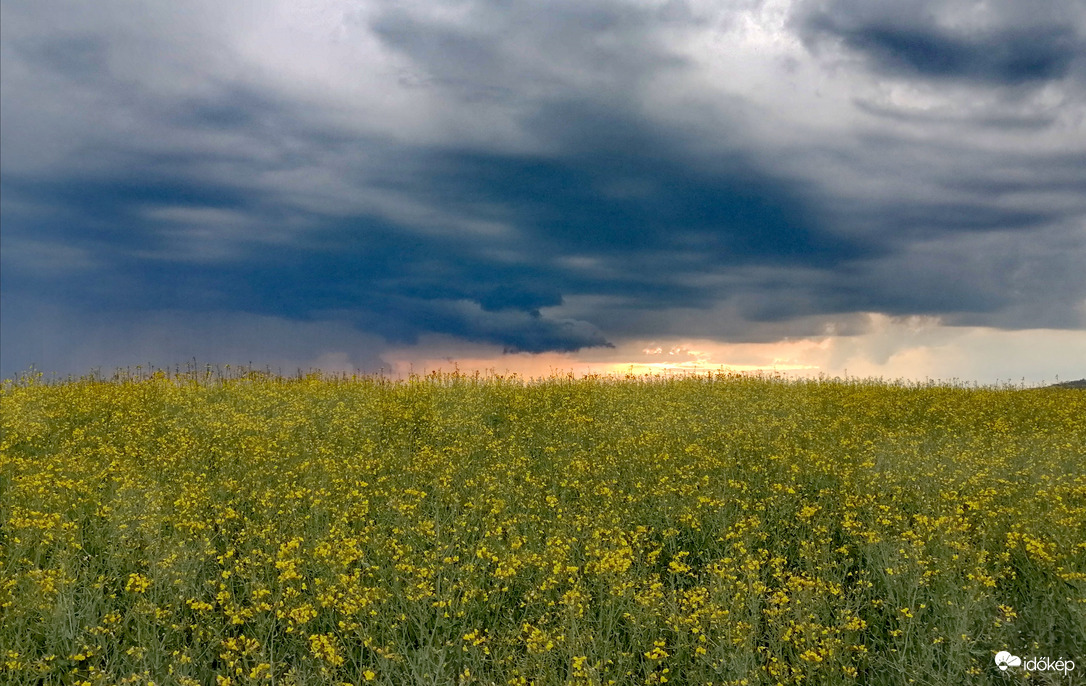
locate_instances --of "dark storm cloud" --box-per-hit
[795,0,1086,84]
[2,120,866,351]
[2,0,1085,377]
[421,144,860,264]
[804,20,1080,84]
[1,169,618,352]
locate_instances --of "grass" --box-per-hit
[1,369,1084,685]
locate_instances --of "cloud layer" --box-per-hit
[2,0,1084,378]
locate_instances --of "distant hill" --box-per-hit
[1046,379,1086,389]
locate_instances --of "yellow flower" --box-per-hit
[125,573,151,594]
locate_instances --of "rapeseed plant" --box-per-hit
[1,370,1083,684]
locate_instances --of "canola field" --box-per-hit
[1,371,1084,685]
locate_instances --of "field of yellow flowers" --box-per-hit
[2,370,1084,685]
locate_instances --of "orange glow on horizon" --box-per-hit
[362,317,1086,385]
[378,338,828,380]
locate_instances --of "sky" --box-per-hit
[2,0,1085,384]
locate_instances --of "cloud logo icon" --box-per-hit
[995,651,1022,671]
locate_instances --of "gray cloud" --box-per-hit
[2,0,1084,377]
[804,20,1080,84]
[794,0,1086,84]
